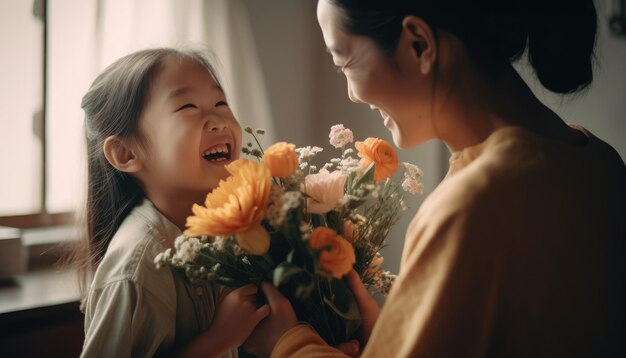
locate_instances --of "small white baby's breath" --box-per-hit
[338,156,360,174]
[173,236,203,264]
[402,177,424,195]
[299,222,313,240]
[402,162,423,178]
[328,124,354,148]
[296,146,324,161]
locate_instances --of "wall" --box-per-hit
[514,0,626,160]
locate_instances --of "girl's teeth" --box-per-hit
[203,145,230,157]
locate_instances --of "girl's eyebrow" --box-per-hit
[167,84,223,100]
[167,87,193,100]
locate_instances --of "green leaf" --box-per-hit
[311,213,325,228]
[347,198,367,210]
[345,171,356,193]
[294,279,316,300]
[323,279,362,339]
[325,211,342,232]
[215,277,247,288]
[273,262,303,287]
[351,163,375,190]
[247,254,274,272]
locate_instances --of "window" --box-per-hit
[0,0,273,229]
[0,0,44,218]
[0,0,95,228]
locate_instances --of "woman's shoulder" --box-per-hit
[405,124,625,260]
[403,129,548,256]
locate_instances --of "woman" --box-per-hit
[245,0,626,356]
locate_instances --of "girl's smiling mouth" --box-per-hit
[202,143,232,162]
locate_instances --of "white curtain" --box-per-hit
[95,0,275,144]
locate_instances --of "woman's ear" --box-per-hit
[399,16,437,75]
[103,136,143,173]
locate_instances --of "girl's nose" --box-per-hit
[206,116,227,132]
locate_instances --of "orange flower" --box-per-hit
[263,142,298,178]
[185,159,272,255]
[309,227,355,279]
[355,137,398,181]
[343,220,356,244]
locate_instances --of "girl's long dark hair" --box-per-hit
[329,0,597,94]
[67,48,222,304]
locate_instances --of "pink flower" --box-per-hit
[302,169,347,214]
[328,124,354,148]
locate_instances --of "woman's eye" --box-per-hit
[176,103,197,111]
[215,100,228,107]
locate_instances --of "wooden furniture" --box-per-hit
[0,269,83,357]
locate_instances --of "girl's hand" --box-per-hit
[345,269,380,345]
[242,282,298,357]
[208,284,270,352]
[175,284,269,357]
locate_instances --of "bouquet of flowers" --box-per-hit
[155,124,423,346]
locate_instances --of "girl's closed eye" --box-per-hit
[176,103,198,112]
[215,100,228,107]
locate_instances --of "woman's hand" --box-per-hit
[345,269,380,345]
[242,282,298,357]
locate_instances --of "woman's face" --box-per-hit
[317,0,434,148]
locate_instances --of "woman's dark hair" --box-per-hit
[328,0,597,94]
[68,47,222,302]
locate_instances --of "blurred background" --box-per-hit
[0,0,624,354]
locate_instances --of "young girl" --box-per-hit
[244,0,626,357]
[74,48,269,357]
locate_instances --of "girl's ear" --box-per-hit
[398,16,437,75]
[103,136,143,173]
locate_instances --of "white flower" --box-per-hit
[283,191,303,210]
[401,162,423,195]
[402,177,424,194]
[266,186,286,227]
[403,162,423,178]
[302,169,347,214]
[173,236,203,264]
[338,156,361,174]
[299,222,313,240]
[329,124,354,148]
[154,248,172,268]
[267,187,303,228]
[296,146,324,161]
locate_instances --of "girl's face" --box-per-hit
[137,56,242,198]
[317,0,435,148]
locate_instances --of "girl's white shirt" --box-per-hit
[81,198,238,358]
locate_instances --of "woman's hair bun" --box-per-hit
[525,0,597,93]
